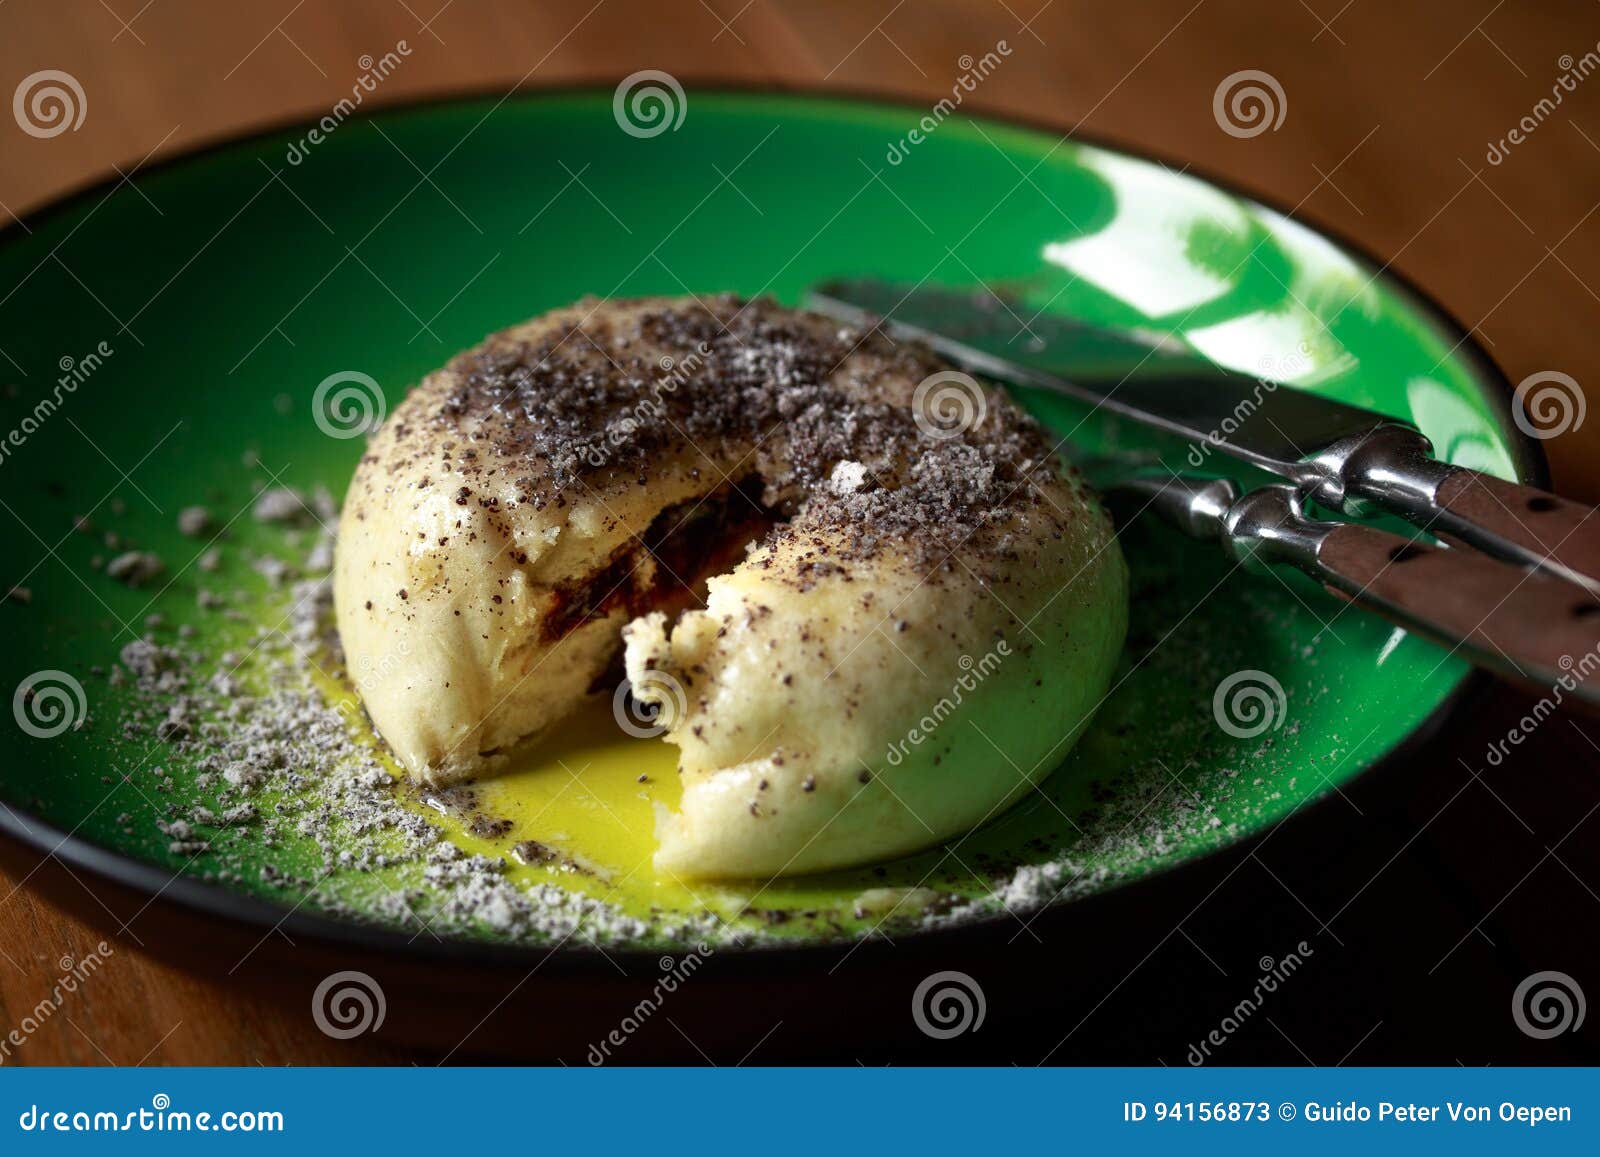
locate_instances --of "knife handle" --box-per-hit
[1431,468,1600,596]
[1323,425,1600,599]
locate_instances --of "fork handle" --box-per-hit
[1114,472,1600,702]
[1312,519,1600,702]
[1211,481,1600,703]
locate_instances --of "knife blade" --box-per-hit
[808,279,1600,598]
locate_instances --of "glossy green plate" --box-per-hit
[0,90,1533,951]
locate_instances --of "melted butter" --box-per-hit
[443,701,887,927]
[466,698,753,919]
[313,664,776,923]
[312,670,983,938]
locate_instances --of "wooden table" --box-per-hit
[2,0,1598,1065]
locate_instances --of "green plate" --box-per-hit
[0,90,1531,952]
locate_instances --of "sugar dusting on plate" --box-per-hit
[93,482,1289,949]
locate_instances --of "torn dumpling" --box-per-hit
[622,491,1125,880]
[334,294,1128,875]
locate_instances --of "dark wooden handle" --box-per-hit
[1316,521,1600,703]
[1435,469,1600,593]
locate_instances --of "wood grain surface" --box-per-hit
[2,0,1599,1065]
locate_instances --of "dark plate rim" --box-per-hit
[0,80,1547,975]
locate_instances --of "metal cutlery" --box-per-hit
[808,280,1600,598]
[1086,465,1600,706]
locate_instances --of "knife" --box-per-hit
[808,280,1600,598]
[1089,466,1600,706]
